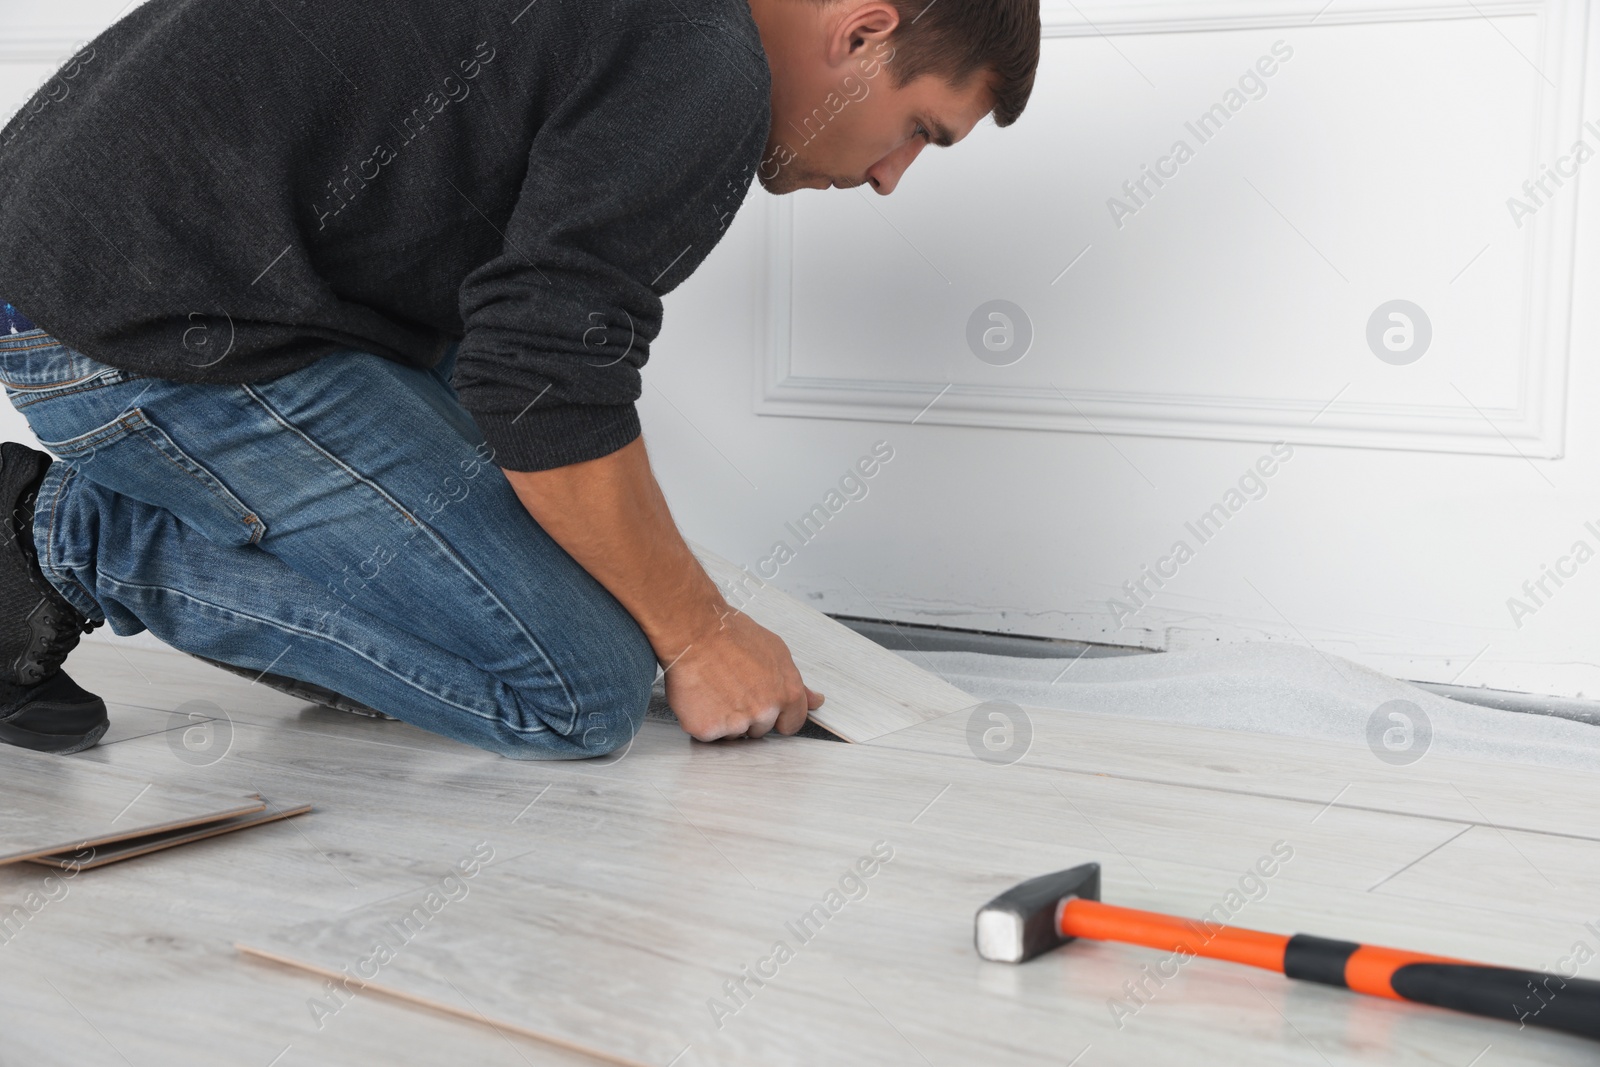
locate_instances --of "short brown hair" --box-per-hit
[880,0,1042,127]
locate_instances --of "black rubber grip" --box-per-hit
[1390,964,1600,1040]
[1283,934,1360,988]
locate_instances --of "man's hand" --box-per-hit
[663,610,825,741]
[501,436,825,742]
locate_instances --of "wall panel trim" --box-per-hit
[757,0,1585,458]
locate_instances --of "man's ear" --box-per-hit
[825,1,900,69]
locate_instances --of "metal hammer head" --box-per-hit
[974,863,1101,963]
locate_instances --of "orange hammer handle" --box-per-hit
[1059,899,1292,973]
[1059,899,1464,990]
[1058,899,1600,1040]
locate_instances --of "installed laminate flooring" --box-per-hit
[4,641,1596,1066]
[237,728,1600,1066]
[863,702,1600,842]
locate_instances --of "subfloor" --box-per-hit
[881,642,1600,770]
[2,640,1597,1065]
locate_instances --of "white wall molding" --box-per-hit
[1039,0,1543,37]
[0,36,96,64]
[757,0,1586,458]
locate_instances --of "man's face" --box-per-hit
[754,4,995,196]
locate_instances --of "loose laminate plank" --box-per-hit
[0,746,265,865]
[26,798,312,870]
[690,543,977,742]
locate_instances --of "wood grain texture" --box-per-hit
[861,701,1600,842]
[690,543,977,741]
[11,644,1594,1067]
[26,798,312,870]
[0,745,266,865]
[237,722,1600,1066]
[1,650,618,1066]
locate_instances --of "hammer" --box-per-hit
[974,863,1600,1040]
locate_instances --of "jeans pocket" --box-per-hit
[39,408,267,547]
[0,333,137,409]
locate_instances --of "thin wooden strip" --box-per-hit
[0,798,269,866]
[26,800,313,870]
[234,945,654,1067]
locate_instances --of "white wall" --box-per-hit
[642,0,1600,699]
[6,0,1598,697]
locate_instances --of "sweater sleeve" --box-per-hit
[452,19,770,472]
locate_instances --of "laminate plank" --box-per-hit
[78,701,1506,920]
[0,730,613,1065]
[0,921,608,1067]
[862,701,1600,842]
[77,677,1595,934]
[0,746,266,865]
[64,638,1600,847]
[95,700,206,746]
[71,638,318,721]
[26,798,312,871]
[690,543,977,741]
[239,824,1597,1066]
[75,643,1600,927]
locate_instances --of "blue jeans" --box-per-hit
[0,328,656,759]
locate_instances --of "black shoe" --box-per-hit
[0,671,109,753]
[0,442,107,753]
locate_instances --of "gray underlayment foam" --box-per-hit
[888,641,1600,772]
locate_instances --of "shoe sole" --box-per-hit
[0,715,109,754]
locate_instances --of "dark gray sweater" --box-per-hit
[0,0,771,470]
